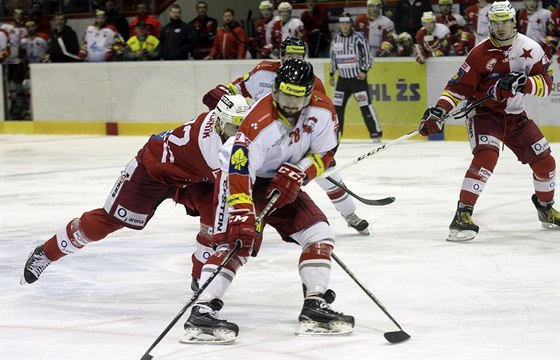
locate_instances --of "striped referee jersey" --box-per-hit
[329,30,374,79]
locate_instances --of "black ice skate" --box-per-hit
[20,245,52,285]
[296,290,354,336]
[531,194,560,229]
[447,204,479,242]
[345,213,370,235]
[181,299,239,344]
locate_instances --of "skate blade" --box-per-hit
[179,327,236,345]
[447,229,477,242]
[19,275,27,285]
[295,319,353,336]
[540,222,559,229]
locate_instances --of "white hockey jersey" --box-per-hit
[83,24,123,62]
[220,92,339,213]
[0,23,27,64]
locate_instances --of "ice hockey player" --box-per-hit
[181,59,354,344]
[20,95,251,288]
[417,0,558,241]
[202,36,370,235]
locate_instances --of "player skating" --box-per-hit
[21,95,251,286]
[417,1,558,241]
[181,59,354,344]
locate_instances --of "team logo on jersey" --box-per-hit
[460,62,470,73]
[485,58,497,71]
[520,48,532,59]
[230,145,249,174]
[449,68,464,84]
[303,117,318,134]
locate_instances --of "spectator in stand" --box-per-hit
[545,3,560,61]
[189,1,218,60]
[29,1,51,35]
[62,0,90,14]
[355,0,395,57]
[79,9,124,62]
[271,2,304,54]
[45,12,80,63]
[393,0,432,36]
[205,8,248,60]
[103,0,129,41]
[1,8,28,120]
[415,11,451,64]
[436,0,468,55]
[129,1,161,38]
[463,0,492,49]
[23,20,49,63]
[160,4,196,60]
[255,0,280,58]
[122,21,160,61]
[518,0,552,54]
[300,0,330,58]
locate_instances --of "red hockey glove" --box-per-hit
[202,85,230,110]
[418,107,445,136]
[260,45,272,58]
[78,49,87,61]
[489,72,527,102]
[453,41,465,55]
[227,209,257,257]
[266,163,306,209]
[105,50,115,62]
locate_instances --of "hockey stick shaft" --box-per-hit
[331,252,410,343]
[325,176,395,206]
[321,95,492,179]
[140,192,280,360]
[331,253,405,331]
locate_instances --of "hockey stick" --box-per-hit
[331,253,411,344]
[321,95,492,179]
[56,37,81,60]
[325,176,395,206]
[140,192,280,360]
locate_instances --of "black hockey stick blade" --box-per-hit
[384,330,411,344]
[140,355,153,360]
[325,176,395,206]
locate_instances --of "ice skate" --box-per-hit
[20,245,52,285]
[371,132,382,143]
[181,299,239,344]
[531,195,560,229]
[447,204,479,242]
[345,213,370,235]
[296,290,354,336]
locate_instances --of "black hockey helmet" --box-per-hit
[274,58,315,97]
[280,36,307,58]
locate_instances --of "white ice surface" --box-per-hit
[1,135,558,360]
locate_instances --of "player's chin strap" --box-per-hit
[320,95,492,180]
[139,191,281,360]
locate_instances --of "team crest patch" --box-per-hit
[230,145,249,174]
[485,58,497,71]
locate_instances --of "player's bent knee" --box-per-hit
[291,221,335,250]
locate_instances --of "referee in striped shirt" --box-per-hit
[329,12,382,141]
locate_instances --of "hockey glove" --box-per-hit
[266,163,306,209]
[227,209,257,257]
[418,107,445,136]
[202,85,230,110]
[489,72,527,102]
[78,49,87,61]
